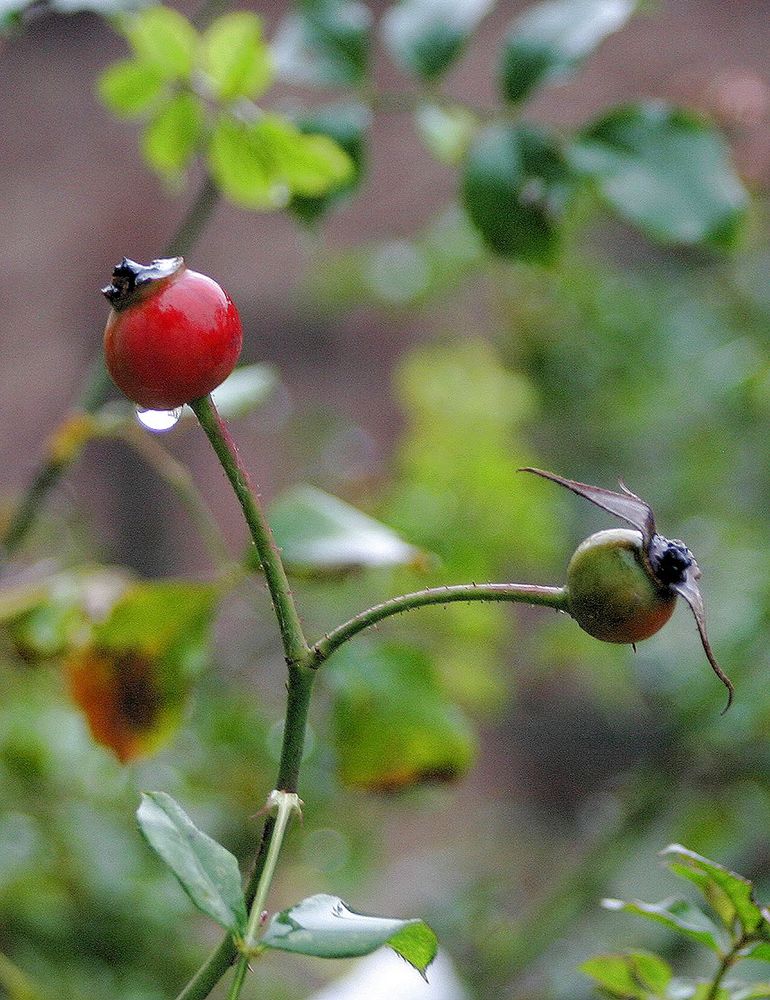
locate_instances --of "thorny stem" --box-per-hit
[1,176,220,556]
[308,583,569,668]
[177,398,314,1000]
[182,394,578,1000]
[189,395,309,668]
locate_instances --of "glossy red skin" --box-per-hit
[104,268,243,410]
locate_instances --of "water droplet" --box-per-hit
[135,407,182,432]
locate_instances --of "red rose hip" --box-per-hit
[102,257,243,410]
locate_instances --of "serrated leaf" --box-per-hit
[662,844,764,935]
[208,116,285,210]
[568,102,748,249]
[382,0,494,81]
[261,894,437,976]
[202,12,274,101]
[120,5,199,81]
[290,102,371,223]
[602,897,728,954]
[500,0,635,103]
[268,485,421,574]
[581,951,672,998]
[328,642,476,791]
[141,92,203,177]
[272,1,371,87]
[462,122,576,262]
[137,792,247,933]
[97,58,166,117]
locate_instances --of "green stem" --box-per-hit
[308,583,569,668]
[705,934,746,1000]
[244,793,301,947]
[189,395,308,667]
[226,792,300,1000]
[174,403,315,1000]
[2,176,220,556]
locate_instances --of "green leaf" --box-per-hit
[272,1,371,87]
[205,363,278,420]
[329,642,476,791]
[137,792,247,933]
[67,581,216,761]
[255,115,354,197]
[415,103,478,166]
[202,12,274,101]
[661,844,764,935]
[462,122,576,262]
[209,114,352,209]
[141,92,204,177]
[739,942,770,962]
[208,116,285,210]
[261,894,437,976]
[382,0,494,80]
[581,951,672,998]
[268,485,421,574]
[120,5,199,81]
[290,102,371,223]
[500,0,636,103]
[602,897,728,954]
[93,581,215,657]
[568,102,748,248]
[97,58,166,118]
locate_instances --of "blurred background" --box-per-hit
[1,1,770,998]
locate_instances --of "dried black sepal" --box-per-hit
[102,256,184,310]
[520,467,734,712]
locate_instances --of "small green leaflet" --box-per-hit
[568,102,748,249]
[462,123,576,262]
[97,59,166,118]
[185,363,277,421]
[601,896,728,954]
[580,950,672,998]
[269,485,422,573]
[120,6,198,81]
[500,0,636,103]
[382,0,495,81]
[662,843,765,936]
[202,12,274,102]
[260,894,437,978]
[271,2,371,88]
[137,792,247,934]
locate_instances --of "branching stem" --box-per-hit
[307,583,569,668]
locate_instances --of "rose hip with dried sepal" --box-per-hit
[521,467,734,712]
[102,257,242,410]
